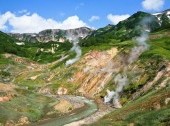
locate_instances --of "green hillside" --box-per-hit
[0,9,170,126]
[80,11,170,47]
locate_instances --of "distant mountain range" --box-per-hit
[6,9,170,45]
[9,27,93,43]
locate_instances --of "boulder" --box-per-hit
[17,116,29,125]
[54,99,73,113]
[165,98,170,105]
[57,87,68,95]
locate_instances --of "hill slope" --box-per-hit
[80,11,170,46]
[0,9,170,126]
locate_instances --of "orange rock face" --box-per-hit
[0,83,15,102]
[0,96,11,102]
[72,48,119,97]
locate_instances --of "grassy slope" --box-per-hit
[0,31,73,64]
[91,87,170,126]
[0,27,170,125]
[22,41,72,63]
[0,56,60,124]
[89,29,170,126]
[0,32,69,124]
[11,29,170,95]
[0,89,59,124]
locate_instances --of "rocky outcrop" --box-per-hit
[38,87,52,95]
[17,116,30,126]
[57,87,68,95]
[29,74,41,80]
[54,99,73,113]
[5,116,29,126]
[0,96,12,102]
[0,83,16,102]
[72,48,119,97]
[132,62,170,99]
[9,27,93,43]
[165,97,170,105]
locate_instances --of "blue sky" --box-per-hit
[0,0,170,33]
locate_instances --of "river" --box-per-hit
[35,95,98,126]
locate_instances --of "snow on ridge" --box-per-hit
[166,11,170,15]
[153,13,162,16]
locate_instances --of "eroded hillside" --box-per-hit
[0,9,170,126]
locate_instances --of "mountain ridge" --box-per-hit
[0,8,170,126]
[9,27,93,43]
[80,10,170,46]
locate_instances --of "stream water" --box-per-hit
[36,96,98,126]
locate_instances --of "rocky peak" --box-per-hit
[9,27,93,43]
[153,9,170,20]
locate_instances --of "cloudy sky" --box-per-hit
[0,0,170,33]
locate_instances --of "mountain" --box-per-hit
[90,24,114,36]
[8,10,170,46]
[0,31,23,55]
[0,31,73,62]
[153,9,170,28]
[0,31,14,42]
[0,9,170,126]
[9,27,93,43]
[153,9,170,20]
[81,10,170,46]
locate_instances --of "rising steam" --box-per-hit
[104,18,151,108]
[104,74,129,108]
[65,36,82,66]
[128,31,149,64]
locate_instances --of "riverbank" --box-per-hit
[36,96,98,126]
[65,99,114,126]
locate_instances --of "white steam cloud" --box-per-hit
[128,32,149,64]
[104,74,129,108]
[65,36,82,66]
[104,18,151,108]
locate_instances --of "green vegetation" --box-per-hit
[88,27,170,126]
[0,55,13,67]
[0,31,27,56]
[80,11,160,47]
[0,9,170,126]
[161,13,170,29]
[0,31,73,63]
[0,89,59,124]
[142,37,170,60]
[91,87,170,126]
[23,41,72,63]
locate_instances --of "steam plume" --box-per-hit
[104,74,129,108]
[104,17,152,108]
[128,31,149,64]
[65,36,82,66]
[104,89,116,103]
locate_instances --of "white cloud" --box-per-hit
[107,14,130,25]
[0,11,88,33]
[89,16,100,22]
[142,0,164,11]
[0,11,14,31]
